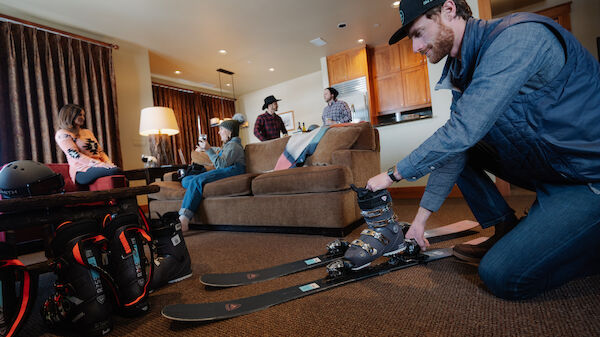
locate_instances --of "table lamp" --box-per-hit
[139,107,180,166]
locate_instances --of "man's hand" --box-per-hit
[405,222,430,251]
[406,207,433,250]
[365,171,393,191]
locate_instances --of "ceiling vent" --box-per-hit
[309,37,327,47]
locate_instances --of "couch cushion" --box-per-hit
[245,136,290,173]
[305,126,361,166]
[351,122,377,151]
[203,173,260,198]
[251,165,352,195]
[148,181,185,200]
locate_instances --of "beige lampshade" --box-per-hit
[139,107,180,136]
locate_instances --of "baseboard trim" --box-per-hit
[189,218,365,237]
[389,185,463,199]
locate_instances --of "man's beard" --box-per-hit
[426,22,454,64]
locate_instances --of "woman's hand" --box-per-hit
[196,139,211,152]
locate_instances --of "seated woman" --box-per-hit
[55,104,122,185]
[178,114,246,231]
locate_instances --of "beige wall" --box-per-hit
[495,0,600,59]
[112,42,154,171]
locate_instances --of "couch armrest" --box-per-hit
[331,150,381,187]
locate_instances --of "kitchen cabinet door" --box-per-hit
[372,45,400,77]
[402,66,429,107]
[375,73,404,114]
[346,48,367,81]
[327,53,348,85]
[397,38,425,70]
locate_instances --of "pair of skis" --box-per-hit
[162,220,479,322]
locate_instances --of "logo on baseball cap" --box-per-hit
[389,0,446,45]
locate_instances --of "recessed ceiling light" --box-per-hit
[392,1,400,8]
[268,68,275,72]
[337,22,347,28]
[174,70,182,74]
[357,39,365,43]
[226,83,231,86]
[219,49,227,54]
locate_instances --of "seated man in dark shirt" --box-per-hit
[254,95,288,141]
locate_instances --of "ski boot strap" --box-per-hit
[360,229,390,246]
[350,239,377,256]
[366,215,399,228]
[360,203,392,218]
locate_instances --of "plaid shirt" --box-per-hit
[254,112,288,141]
[322,100,352,124]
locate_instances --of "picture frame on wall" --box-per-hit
[277,110,295,131]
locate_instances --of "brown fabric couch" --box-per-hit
[148,123,380,236]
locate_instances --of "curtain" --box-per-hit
[0,21,121,166]
[152,84,235,164]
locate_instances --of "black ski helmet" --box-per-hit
[0,160,64,199]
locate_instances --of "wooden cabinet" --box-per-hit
[397,38,423,70]
[402,66,430,107]
[371,38,430,115]
[326,47,368,86]
[374,73,404,112]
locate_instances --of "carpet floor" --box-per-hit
[19,194,600,336]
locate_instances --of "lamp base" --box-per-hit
[148,134,174,166]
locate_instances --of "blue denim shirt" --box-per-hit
[397,20,566,212]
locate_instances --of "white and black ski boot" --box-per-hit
[43,220,113,336]
[344,185,407,270]
[102,213,152,317]
[149,212,192,291]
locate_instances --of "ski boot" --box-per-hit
[102,213,152,316]
[0,239,37,337]
[149,212,192,291]
[343,185,407,270]
[42,220,113,336]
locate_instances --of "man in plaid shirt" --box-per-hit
[322,87,352,125]
[254,95,288,141]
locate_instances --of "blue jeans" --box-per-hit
[75,167,122,185]
[178,163,245,220]
[457,142,600,299]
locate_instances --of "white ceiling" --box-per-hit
[0,0,541,95]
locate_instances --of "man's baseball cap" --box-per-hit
[389,0,446,45]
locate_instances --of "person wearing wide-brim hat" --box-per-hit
[254,95,288,141]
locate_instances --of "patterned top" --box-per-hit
[254,112,288,141]
[55,128,115,183]
[322,100,352,125]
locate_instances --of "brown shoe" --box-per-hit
[453,216,519,263]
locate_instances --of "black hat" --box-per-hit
[389,0,446,45]
[262,95,281,110]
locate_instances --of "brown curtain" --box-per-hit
[152,84,235,164]
[0,21,121,166]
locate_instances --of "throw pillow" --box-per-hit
[305,126,361,166]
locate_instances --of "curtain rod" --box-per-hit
[0,13,119,49]
[152,82,236,101]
